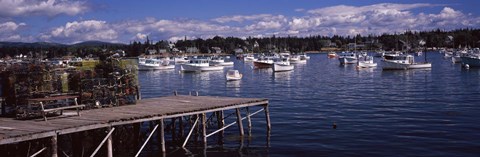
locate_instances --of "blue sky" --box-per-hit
[0,0,479,44]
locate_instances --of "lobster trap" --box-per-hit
[0,57,139,119]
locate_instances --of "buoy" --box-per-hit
[465,64,470,69]
[333,122,337,129]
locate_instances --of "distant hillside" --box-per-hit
[0,42,66,48]
[0,41,125,48]
[72,41,126,47]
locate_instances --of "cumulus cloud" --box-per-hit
[0,21,28,41]
[40,20,117,43]
[307,3,434,15]
[116,18,234,42]
[286,3,478,36]
[0,0,88,17]
[8,3,480,44]
[212,14,286,23]
[0,21,26,32]
[135,33,148,40]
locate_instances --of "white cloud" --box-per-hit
[0,21,26,32]
[212,14,286,23]
[117,18,234,42]
[6,3,480,44]
[245,20,283,31]
[307,3,434,16]
[0,0,88,17]
[285,4,478,37]
[40,20,117,43]
[135,33,148,40]
[0,21,28,41]
[295,8,305,12]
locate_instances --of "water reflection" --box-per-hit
[272,71,293,81]
[226,80,241,92]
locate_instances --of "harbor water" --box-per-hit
[138,52,480,157]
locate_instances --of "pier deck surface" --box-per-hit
[0,95,268,145]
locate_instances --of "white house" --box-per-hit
[211,47,222,53]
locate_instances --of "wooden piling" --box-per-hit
[194,115,200,142]
[171,118,176,141]
[264,105,271,132]
[216,111,224,145]
[236,108,244,136]
[202,113,207,146]
[107,127,113,157]
[179,116,184,139]
[50,134,58,157]
[136,86,141,100]
[246,107,252,136]
[160,119,165,153]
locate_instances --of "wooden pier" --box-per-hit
[0,95,270,156]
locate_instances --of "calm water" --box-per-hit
[138,52,480,157]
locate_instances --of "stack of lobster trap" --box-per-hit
[0,57,139,119]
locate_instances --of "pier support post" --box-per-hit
[107,127,113,157]
[160,119,165,153]
[264,105,271,132]
[136,86,141,100]
[179,116,184,139]
[202,113,207,146]
[216,111,225,145]
[236,108,244,136]
[50,134,58,157]
[246,107,252,136]
[171,118,176,141]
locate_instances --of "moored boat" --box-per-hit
[382,54,431,70]
[226,70,242,81]
[461,53,480,67]
[357,56,377,68]
[138,58,174,70]
[210,56,234,66]
[289,55,307,64]
[180,59,224,72]
[173,56,189,64]
[273,58,294,72]
[338,52,358,64]
[243,54,257,62]
[328,51,337,58]
[253,57,274,68]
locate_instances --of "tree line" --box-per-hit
[1,28,479,58]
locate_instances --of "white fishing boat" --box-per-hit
[138,57,147,64]
[210,56,234,66]
[138,59,174,70]
[415,51,423,56]
[299,53,310,60]
[382,54,431,70]
[289,55,307,64]
[452,50,468,63]
[461,53,480,67]
[357,56,377,68]
[373,51,385,57]
[273,58,294,72]
[180,59,224,72]
[357,51,368,58]
[452,54,462,63]
[328,51,337,58]
[226,70,242,81]
[243,54,257,62]
[173,56,189,64]
[253,56,274,68]
[338,52,358,64]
